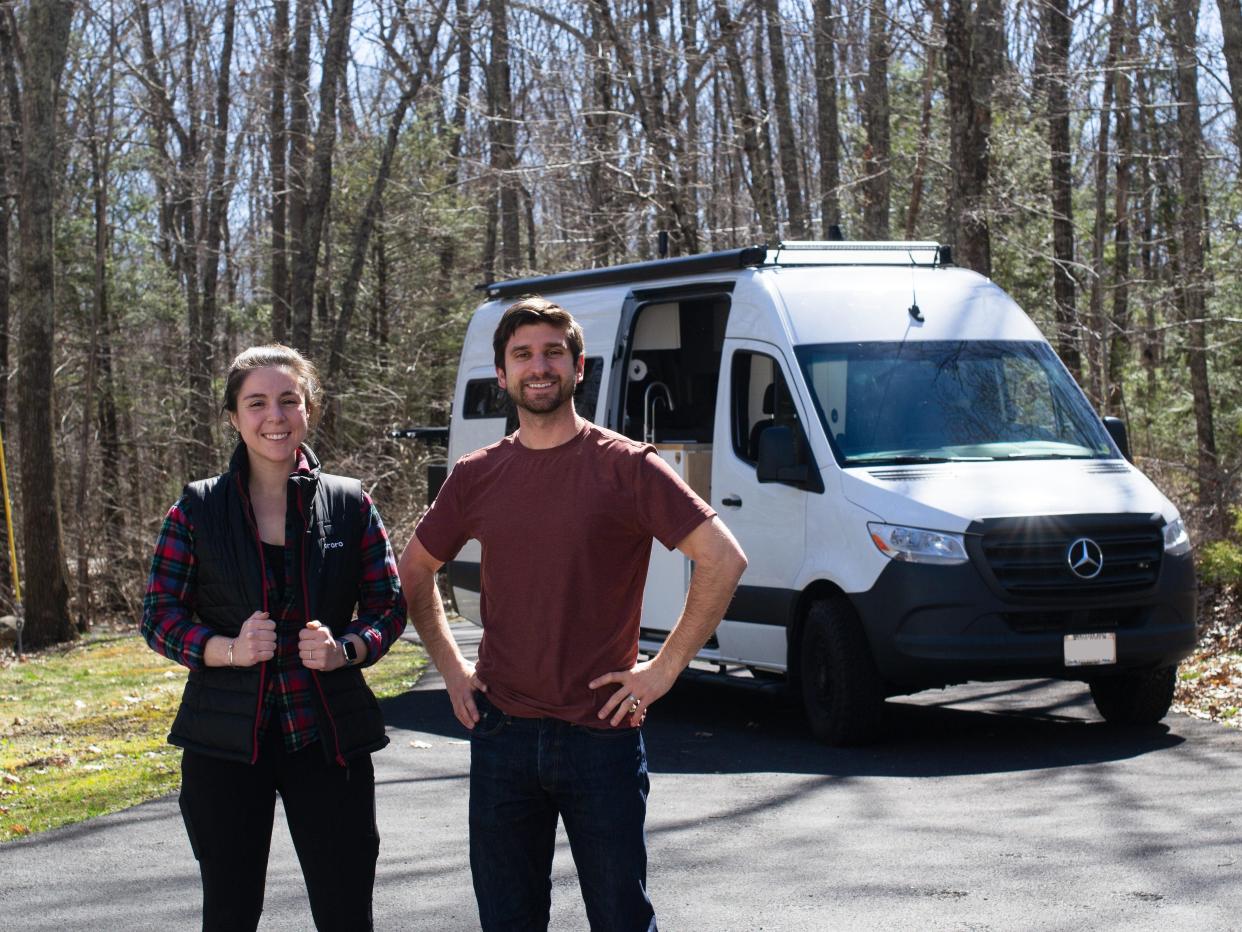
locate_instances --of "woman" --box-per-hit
[142,344,406,931]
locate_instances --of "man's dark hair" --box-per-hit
[492,296,585,370]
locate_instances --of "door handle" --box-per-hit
[721,496,743,507]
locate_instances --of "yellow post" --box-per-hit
[0,425,22,656]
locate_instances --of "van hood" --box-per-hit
[838,459,1176,531]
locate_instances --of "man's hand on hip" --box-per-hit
[445,659,488,730]
[590,659,677,728]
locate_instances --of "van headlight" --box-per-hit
[1162,516,1191,555]
[867,523,969,565]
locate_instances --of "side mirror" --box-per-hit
[1102,416,1131,462]
[757,425,808,484]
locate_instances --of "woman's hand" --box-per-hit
[207,612,275,667]
[299,620,351,671]
[230,612,276,666]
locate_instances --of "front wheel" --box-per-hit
[799,597,885,745]
[1088,666,1177,725]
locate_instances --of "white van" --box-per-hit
[435,242,1197,744]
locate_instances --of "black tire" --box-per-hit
[800,597,885,745]
[1088,666,1177,725]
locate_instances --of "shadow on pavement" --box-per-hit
[380,673,1183,780]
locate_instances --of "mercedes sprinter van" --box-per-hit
[437,242,1197,744]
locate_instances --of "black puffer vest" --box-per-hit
[168,443,388,765]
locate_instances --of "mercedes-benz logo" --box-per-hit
[1067,537,1104,580]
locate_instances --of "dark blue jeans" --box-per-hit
[469,694,657,932]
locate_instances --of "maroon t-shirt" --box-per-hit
[416,421,715,726]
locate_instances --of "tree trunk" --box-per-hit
[860,0,890,239]
[78,130,106,633]
[1037,0,1080,377]
[286,0,313,348]
[591,0,699,254]
[326,86,417,394]
[905,0,939,238]
[1159,0,1220,529]
[586,1,616,266]
[17,0,74,647]
[489,0,521,274]
[1087,1,1121,408]
[676,0,701,253]
[751,19,780,237]
[270,0,291,342]
[813,0,841,236]
[134,0,175,270]
[714,0,777,241]
[0,6,17,605]
[943,0,997,276]
[196,0,236,454]
[762,0,809,239]
[1217,0,1242,162]
[290,0,354,352]
[437,0,472,297]
[1107,0,1133,417]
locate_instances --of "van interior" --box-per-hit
[622,296,729,445]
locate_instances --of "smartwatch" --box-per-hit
[339,638,359,666]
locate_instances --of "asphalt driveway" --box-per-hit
[2,622,1239,930]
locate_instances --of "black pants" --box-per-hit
[178,729,379,932]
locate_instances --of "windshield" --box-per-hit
[795,340,1116,466]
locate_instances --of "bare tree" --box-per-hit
[1107,0,1134,417]
[1087,0,1123,407]
[489,0,521,273]
[904,0,939,238]
[813,0,842,235]
[17,0,75,647]
[1035,0,1080,377]
[1158,0,1220,529]
[714,0,776,240]
[943,0,1000,275]
[762,0,809,238]
[860,0,890,239]
[290,0,354,351]
[1218,0,1242,163]
[269,0,291,341]
[0,4,18,604]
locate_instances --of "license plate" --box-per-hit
[1064,632,1116,666]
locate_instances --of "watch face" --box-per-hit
[341,640,358,663]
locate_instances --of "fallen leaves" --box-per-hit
[1172,584,1242,727]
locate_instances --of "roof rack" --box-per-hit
[771,241,946,266]
[477,241,950,299]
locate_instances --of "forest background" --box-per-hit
[0,0,1239,650]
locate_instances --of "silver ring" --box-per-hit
[626,694,638,704]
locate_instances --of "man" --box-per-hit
[398,296,747,931]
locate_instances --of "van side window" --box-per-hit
[731,351,805,466]
[463,357,604,427]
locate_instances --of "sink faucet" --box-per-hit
[643,381,674,444]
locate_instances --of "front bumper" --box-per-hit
[849,547,1197,693]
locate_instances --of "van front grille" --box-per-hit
[978,515,1163,598]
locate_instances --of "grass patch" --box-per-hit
[0,632,425,843]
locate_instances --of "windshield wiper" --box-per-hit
[848,454,955,465]
[1003,451,1095,460]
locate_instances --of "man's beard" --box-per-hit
[508,376,576,415]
